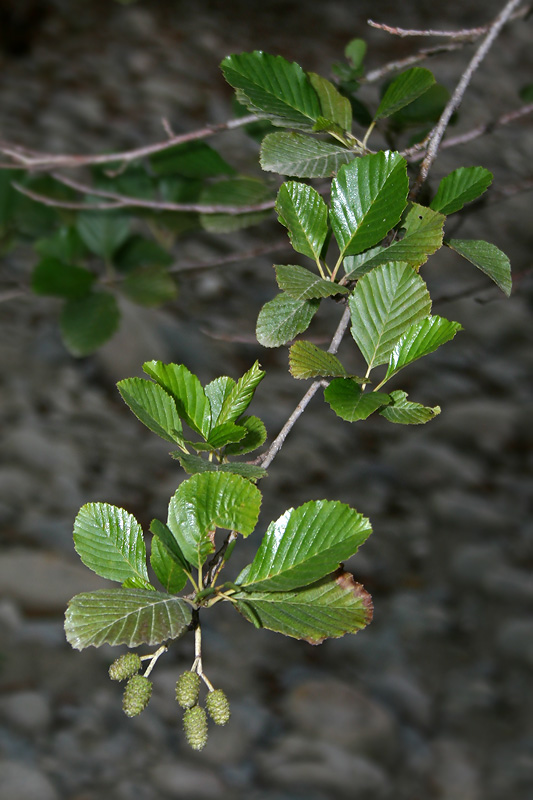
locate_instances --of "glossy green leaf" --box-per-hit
[330,151,408,259]
[233,569,373,644]
[324,379,390,422]
[218,362,265,425]
[308,73,352,131]
[430,167,493,215]
[149,519,191,573]
[260,132,355,178]
[73,502,149,584]
[142,361,211,438]
[76,212,130,260]
[289,341,348,379]
[389,83,450,129]
[221,51,321,130]
[113,235,173,272]
[237,499,371,592]
[351,204,445,270]
[60,291,120,356]
[150,141,236,178]
[176,453,267,482]
[343,246,385,280]
[379,389,440,425]
[65,588,192,650]
[31,257,95,299]
[276,182,328,262]
[199,178,273,233]
[375,68,435,120]
[204,377,235,428]
[206,422,246,449]
[385,315,463,380]
[349,262,431,369]
[445,239,512,296]
[150,535,188,593]
[117,377,183,444]
[275,264,348,300]
[224,415,267,455]
[256,293,320,347]
[167,473,262,567]
[121,266,177,307]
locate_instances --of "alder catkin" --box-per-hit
[109,652,142,681]
[206,688,231,725]
[122,675,152,717]
[183,705,208,750]
[175,671,201,709]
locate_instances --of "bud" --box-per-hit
[109,652,142,681]
[175,670,201,709]
[122,675,152,717]
[206,688,230,726]
[183,705,208,751]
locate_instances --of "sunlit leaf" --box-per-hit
[276,182,328,262]
[117,377,183,444]
[375,68,435,120]
[150,535,188,594]
[385,315,463,380]
[379,389,440,425]
[256,292,320,347]
[275,264,348,300]
[224,415,267,455]
[289,341,348,379]
[218,362,265,424]
[175,453,267,482]
[430,166,493,215]
[445,238,511,296]
[308,73,352,131]
[324,379,390,422]
[260,132,355,178]
[142,361,211,438]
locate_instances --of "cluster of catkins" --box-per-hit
[108,653,230,750]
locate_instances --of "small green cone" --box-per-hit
[109,652,142,681]
[183,705,208,751]
[206,689,231,726]
[122,675,152,717]
[175,671,201,709]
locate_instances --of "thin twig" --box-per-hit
[404,102,533,160]
[411,0,524,199]
[171,240,290,274]
[13,174,276,215]
[363,42,467,84]
[0,114,259,171]
[367,5,529,39]
[257,304,351,470]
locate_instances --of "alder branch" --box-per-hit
[411,0,524,198]
[13,174,276,215]
[0,114,259,171]
[256,303,351,470]
[367,5,529,39]
[363,42,468,84]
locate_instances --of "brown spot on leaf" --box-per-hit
[335,569,374,625]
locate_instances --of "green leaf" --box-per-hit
[374,68,435,120]
[324,379,390,422]
[149,519,191,573]
[142,361,211,438]
[113,235,173,272]
[204,377,235,428]
[224,415,267,455]
[0,169,18,228]
[330,151,408,259]
[275,182,328,262]
[445,239,512,296]
[150,141,236,179]
[275,264,348,300]
[167,473,262,567]
[121,266,178,306]
[379,389,440,425]
[430,166,493,215]
[260,132,355,178]
[289,341,348,379]
[343,246,386,280]
[206,422,246,449]
[519,83,533,102]
[237,499,371,592]
[31,258,95,299]
[60,291,120,357]
[150,535,188,593]
[256,293,320,347]
[34,227,88,263]
[233,569,373,644]
[221,51,321,130]
[385,315,463,380]
[350,204,445,270]
[175,453,267,482]
[308,73,352,131]
[217,362,265,425]
[65,588,192,650]
[76,212,130,260]
[345,39,367,72]
[389,83,450,129]
[199,178,273,233]
[349,261,431,369]
[117,377,183,444]
[73,502,149,584]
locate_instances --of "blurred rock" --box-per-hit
[0,759,58,800]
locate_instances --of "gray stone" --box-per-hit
[150,760,226,799]
[0,691,52,734]
[384,439,482,489]
[0,759,58,800]
[452,545,533,603]
[496,619,533,666]
[430,740,481,800]
[371,671,432,728]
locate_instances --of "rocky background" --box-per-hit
[0,1,532,798]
